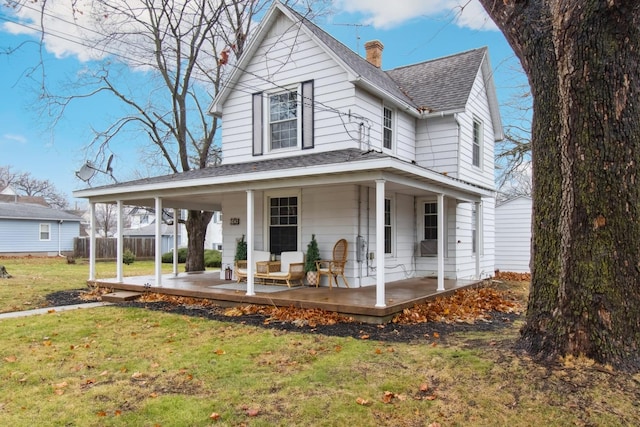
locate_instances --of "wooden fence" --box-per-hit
[74,237,157,260]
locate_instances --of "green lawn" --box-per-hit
[0,257,177,313]
[0,257,638,426]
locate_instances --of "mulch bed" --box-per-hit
[46,286,524,343]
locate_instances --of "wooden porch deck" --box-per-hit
[91,272,483,323]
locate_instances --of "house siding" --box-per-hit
[456,68,495,189]
[221,12,360,163]
[495,197,531,273]
[0,218,80,254]
[416,116,459,176]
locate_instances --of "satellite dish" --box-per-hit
[75,161,97,182]
[74,154,118,184]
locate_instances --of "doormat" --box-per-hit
[211,283,296,293]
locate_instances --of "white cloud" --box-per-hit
[333,0,497,31]
[2,134,28,144]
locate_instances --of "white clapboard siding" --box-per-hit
[416,116,459,176]
[495,196,531,273]
[456,68,496,189]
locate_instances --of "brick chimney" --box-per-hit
[364,40,384,68]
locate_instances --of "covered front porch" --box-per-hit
[91,271,482,323]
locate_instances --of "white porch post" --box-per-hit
[437,193,445,291]
[89,202,96,281]
[155,197,163,286]
[172,208,179,277]
[116,201,124,283]
[475,201,481,279]
[246,190,255,296]
[375,179,386,308]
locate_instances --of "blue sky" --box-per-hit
[0,1,525,204]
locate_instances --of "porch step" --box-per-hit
[102,291,143,302]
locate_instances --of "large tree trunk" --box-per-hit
[480,0,640,370]
[185,210,214,272]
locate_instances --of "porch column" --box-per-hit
[437,193,445,291]
[246,190,256,296]
[155,197,163,286]
[475,201,481,279]
[89,202,96,281]
[116,201,124,283]
[173,208,179,277]
[375,179,386,308]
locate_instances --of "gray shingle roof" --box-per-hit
[291,8,415,106]
[289,4,486,113]
[83,148,390,191]
[0,202,83,221]
[386,48,487,113]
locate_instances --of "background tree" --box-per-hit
[0,165,69,209]
[5,0,326,271]
[479,0,640,371]
[94,203,118,238]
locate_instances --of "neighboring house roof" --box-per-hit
[496,195,532,207]
[124,222,175,236]
[0,194,50,206]
[0,201,83,221]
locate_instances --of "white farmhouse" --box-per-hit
[74,1,503,307]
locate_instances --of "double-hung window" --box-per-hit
[269,91,298,150]
[383,106,393,150]
[39,223,50,241]
[384,198,393,254]
[269,196,298,255]
[472,119,482,167]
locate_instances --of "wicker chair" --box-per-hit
[315,239,349,289]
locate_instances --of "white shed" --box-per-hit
[495,196,532,273]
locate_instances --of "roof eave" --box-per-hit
[350,76,421,118]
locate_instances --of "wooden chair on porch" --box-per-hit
[315,239,350,289]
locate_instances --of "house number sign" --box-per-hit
[230,217,240,226]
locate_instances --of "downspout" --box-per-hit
[58,220,63,257]
[357,185,362,287]
[454,113,461,178]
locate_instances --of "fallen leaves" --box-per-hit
[392,286,524,325]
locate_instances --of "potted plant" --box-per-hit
[235,235,247,262]
[304,234,321,286]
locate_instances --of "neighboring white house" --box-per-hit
[127,207,223,250]
[74,1,503,306]
[495,196,532,273]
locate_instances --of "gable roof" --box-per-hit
[0,202,83,222]
[386,48,487,114]
[210,1,497,121]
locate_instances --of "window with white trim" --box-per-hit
[472,119,482,167]
[269,90,298,150]
[420,202,438,256]
[384,198,393,254]
[269,196,298,255]
[383,106,393,150]
[39,223,50,241]
[471,204,477,254]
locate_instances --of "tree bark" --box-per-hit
[480,0,640,370]
[185,210,214,272]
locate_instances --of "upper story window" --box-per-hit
[472,119,482,167]
[39,223,50,241]
[383,106,393,150]
[252,81,313,156]
[269,91,298,150]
